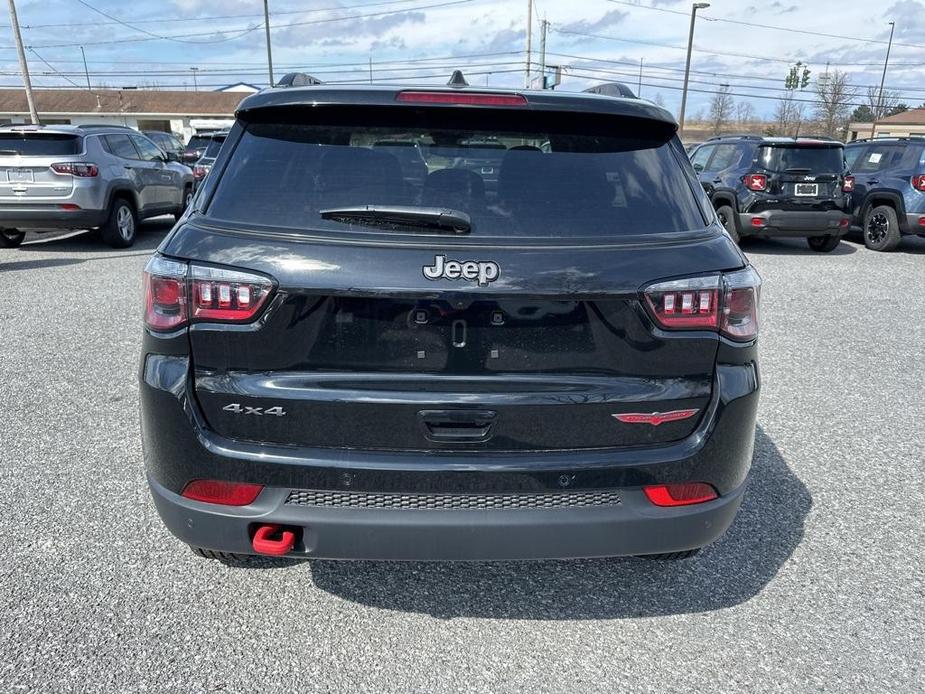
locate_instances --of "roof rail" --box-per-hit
[77,124,137,130]
[850,135,925,144]
[275,72,323,88]
[582,82,637,99]
[705,134,764,141]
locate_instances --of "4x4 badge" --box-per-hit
[423,255,500,287]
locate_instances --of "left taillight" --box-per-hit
[192,165,208,180]
[143,256,274,331]
[643,266,761,341]
[51,162,99,177]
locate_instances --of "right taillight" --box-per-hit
[143,256,274,331]
[643,266,761,341]
[192,165,208,180]
[843,175,855,193]
[743,173,767,191]
[912,174,925,192]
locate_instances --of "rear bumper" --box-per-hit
[905,213,925,234]
[739,209,849,237]
[141,353,760,560]
[149,474,747,560]
[0,206,107,229]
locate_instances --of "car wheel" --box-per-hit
[190,546,253,563]
[863,205,902,251]
[175,185,193,220]
[715,205,739,243]
[100,198,137,248]
[0,228,26,247]
[637,549,701,560]
[806,235,841,253]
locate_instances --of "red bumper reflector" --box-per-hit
[751,217,766,228]
[181,479,263,506]
[614,409,699,426]
[839,217,850,229]
[919,216,925,228]
[644,483,718,507]
[58,203,82,211]
[252,524,297,556]
[396,91,527,106]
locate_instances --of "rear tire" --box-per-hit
[715,205,740,243]
[100,198,137,248]
[0,228,25,247]
[174,185,193,221]
[637,549,701,560]
[190,546,254,563]
[806,234,841,253]
[863,205,902,251]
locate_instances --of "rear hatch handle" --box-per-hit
[418,409,497,443]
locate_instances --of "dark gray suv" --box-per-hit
[0,124,193,248]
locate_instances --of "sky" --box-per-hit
[3,0,925,119]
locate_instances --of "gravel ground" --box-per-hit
[1,225,923,693]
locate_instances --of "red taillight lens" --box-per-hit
[192,165,208,180]
[842,175,855,193]
[58,203,82,211]
[396,91,527,107]
[190,265,273,323]
[912,174,925,192]
[644,483,718,507]
[743,173,767,191]
[644,267,761,341]
[181,479,263,506]
[51,162,98,177]
[143,256,274,331]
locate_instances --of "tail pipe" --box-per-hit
[251,524,298,556]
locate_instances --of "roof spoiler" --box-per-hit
[275,72,323,88]
[583,82,637,99]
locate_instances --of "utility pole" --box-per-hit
[80,46,91,91]
[875,21,895,120]
[524,0,532,88]
[678,2,710,136]
[190,66,199,91]
[539,19,548,89]
[638,58,643,97]
[263,0,274,86]
[368,56,373,84]
[6,0,39,124]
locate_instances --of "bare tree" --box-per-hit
[651,92,666,108]
[771,90,805,137]
[708,85,735,135]
[813,69,857,138]
[735,101,756,126]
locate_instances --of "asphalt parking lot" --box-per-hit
[1,223,923,693]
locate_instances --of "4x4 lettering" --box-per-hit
[222,403,287,417]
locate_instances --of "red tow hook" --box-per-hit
[252,524,297,556]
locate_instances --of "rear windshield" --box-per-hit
[186,135,210,150]
[0,133,80,156]
[203,136,225,158]
[759,145,844,173]
[205,121,705,239]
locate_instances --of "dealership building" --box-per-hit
[0,88,244,139]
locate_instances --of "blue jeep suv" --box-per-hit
[844,137,925,251]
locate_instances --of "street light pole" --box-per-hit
[6,0,39,124]
[524,0,533,88]
[875,21,895,120]
[80,46,91,91]
[678,2,710,137]
[190,66,199,91]
[263,0,274,86]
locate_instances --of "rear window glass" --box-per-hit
[206,122,705,239]
[186,136,210,150]
[203,136,225,158]
[0,133,80,156]
[759,145,844,173]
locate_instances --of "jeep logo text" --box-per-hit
[422,255,500,287]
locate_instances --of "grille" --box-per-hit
[285,489,622,510]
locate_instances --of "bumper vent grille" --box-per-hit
[285,489,622,510]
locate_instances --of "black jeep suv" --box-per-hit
[844,137,925,251]
[140,80,761,562]
[689,135,852,252]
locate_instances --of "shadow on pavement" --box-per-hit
[14,219,173,254]
[0,257,86,272]
[742,237,857,256]
[302,425,810,619]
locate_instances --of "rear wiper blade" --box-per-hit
[320,205,471,234]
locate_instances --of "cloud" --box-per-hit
[560,9,628,34]
[273,10,427,49]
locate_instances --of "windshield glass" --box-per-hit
[0,133,80,156]
[759,145,844,172]
[206,122,704,239]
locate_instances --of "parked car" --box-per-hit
[143,130,186,161]
[182,133,215,165]
[0,124,193,248]
[372,140,428,189]
[689,135,852,252]
[843,137,925,251]
[191,130,228,189]
[140,79,761,562]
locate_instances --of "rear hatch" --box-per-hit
[172,97,744,453]
[0,132,80,200]
[758,142,845,210]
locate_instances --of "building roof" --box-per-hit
[0,88,244,116]
[876,108,925,126]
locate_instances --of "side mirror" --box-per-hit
[164,151,179,162]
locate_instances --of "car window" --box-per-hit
[206,120,706,239]
[0,133,80,155]
[689,145,713,172]
[203,136,226,158]
[853,144,904,173]
[186,135,210,150]
[707,144,741,171]
[758,145,844,173]
[104,133,140,160]
[131,135,165,162]
[844,145,865,170]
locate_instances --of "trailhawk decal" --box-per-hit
[423,255,500,287]
[613,409,699,426]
